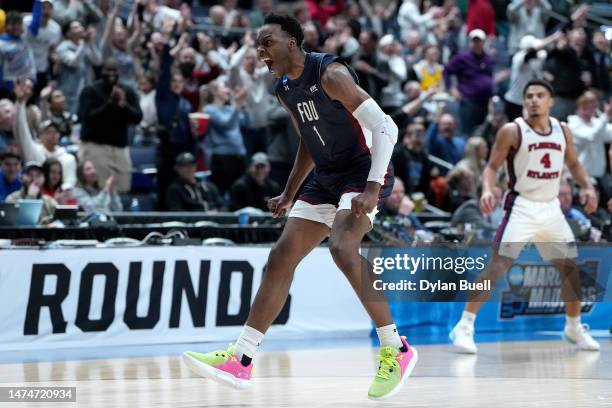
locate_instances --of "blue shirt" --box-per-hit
[203,104,248,156]
[0,170,21,202]
[426,123,465,167]
[0,0,40,88]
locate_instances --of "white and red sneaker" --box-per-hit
[182,344,253,389]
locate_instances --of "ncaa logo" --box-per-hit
[507,265,524,287]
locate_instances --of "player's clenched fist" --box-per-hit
[579,187,597,214]
[268,194,292,218]
[479,190,498,215]
[351,192,377,218]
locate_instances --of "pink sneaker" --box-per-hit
[182,344,253,389]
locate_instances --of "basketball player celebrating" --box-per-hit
[449,79,600,353]
[182,14,417,400]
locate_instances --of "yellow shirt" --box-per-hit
[417,63,443,91]
[0,9,5,34]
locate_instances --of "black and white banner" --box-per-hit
[0,247,371,351]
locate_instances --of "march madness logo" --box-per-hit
[500,260,601,319]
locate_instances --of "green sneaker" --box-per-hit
[182,344,253,389]
[368,337,418,400]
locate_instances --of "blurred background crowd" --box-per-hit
[0,0,610,243]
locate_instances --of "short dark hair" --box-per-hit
[523,79,554,98]
[0,150,21,162]
[263,13,304,47]
[6,11,22,25]
[361,29,379,43]
[62,20,81,37]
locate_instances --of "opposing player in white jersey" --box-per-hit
[449,79,600,353]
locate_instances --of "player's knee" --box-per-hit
[267,243,298,276]
[328,239,358,269]
[268,245,287,268]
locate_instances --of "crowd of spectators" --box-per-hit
[0,0,609,241]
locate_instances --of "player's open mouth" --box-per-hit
[263,58,274,72]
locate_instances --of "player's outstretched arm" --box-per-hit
[561,124,597,214]
[321,62,398,217]
[480,123,519,214]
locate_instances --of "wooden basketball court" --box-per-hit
[0,339,610,407]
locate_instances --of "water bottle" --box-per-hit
[238,211,250,226]
[130,198,141,212]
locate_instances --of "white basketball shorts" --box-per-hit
[289,192,379,229]
[494,192,577,260]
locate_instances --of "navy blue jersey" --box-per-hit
[275,52,371,171]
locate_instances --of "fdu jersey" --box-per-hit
[275,52,373,172]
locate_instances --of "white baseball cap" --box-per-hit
[379,34,395,47]
[468,29,486,41]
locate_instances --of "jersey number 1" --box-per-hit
[540,153,551,169]
[313,125,325,146]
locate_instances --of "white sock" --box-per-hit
[235,326,264,360]
[565,315,581,328]
[460,311,477,328]
[376,324,403,349]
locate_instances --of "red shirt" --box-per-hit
[182,66,221,112]
[306,0,345,28]
[41,186,78,206]
[466,0,496,37]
